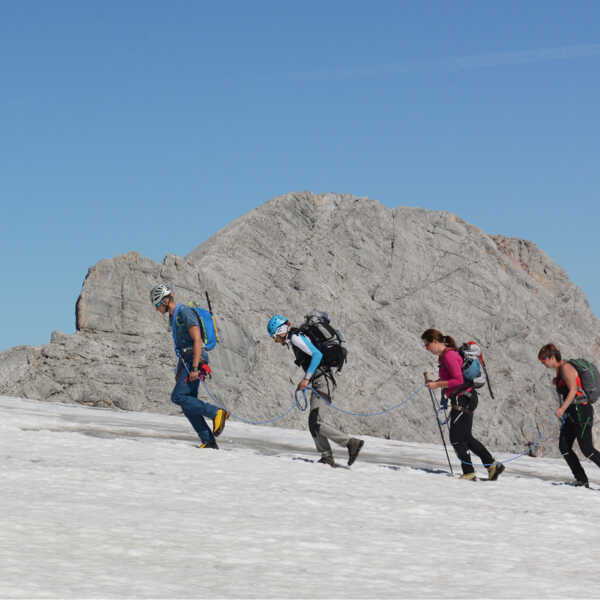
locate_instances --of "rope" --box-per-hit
[302,384,426,417]
[431,392,450,426]
[490,410,556,466]
[177,352,297,426]
[179,349,562,470]
[428,388,558,468]
[200,381,297,426]
[294,389,309,412]
[199,379,425,425]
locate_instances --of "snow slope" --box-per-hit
[2,396,599,599]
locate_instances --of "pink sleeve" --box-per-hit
[441,350,464,390]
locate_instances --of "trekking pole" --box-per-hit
[482,364,495,399]
[424,372,454,476]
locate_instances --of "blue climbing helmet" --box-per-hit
[267,314,288,337]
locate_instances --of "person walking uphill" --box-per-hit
[538,343,600,488]
[422,329,504,481]
[267,314,365,467]
[151,284,229,449]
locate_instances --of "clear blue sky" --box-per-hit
[1,1,599,352]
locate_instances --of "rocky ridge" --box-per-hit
[2,192,599,456]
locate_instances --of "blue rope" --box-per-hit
[294,389,309,412]
[182,350,559,470]
[200,380,297,426]
[428,386,558,468]
[458,411,557,468]
[303,384,426,417]
[430,391,450,426]
[176,353,297,426]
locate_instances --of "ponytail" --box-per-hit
[443,335,457,350]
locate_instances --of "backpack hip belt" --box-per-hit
[573,395,589,406]
[450,388,478,412]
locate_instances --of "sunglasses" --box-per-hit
[155,298,167,308]
[424,341,432,349]
[539,355,551,361]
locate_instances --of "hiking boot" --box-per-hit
[317,455,336,467]
[487,461,505,481]
[199,439,219,449]
[347,438,365,466]
[574,480,590,488]
[213,409,230,437]
[459,472,477,481]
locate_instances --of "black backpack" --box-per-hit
[566,358,600,404]
[295,312,347,373]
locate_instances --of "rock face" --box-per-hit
[2,192,599,456]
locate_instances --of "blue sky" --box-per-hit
[1,1,599,351]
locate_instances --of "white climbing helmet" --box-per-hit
[150,283,172,306]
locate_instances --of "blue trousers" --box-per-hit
[171,373,219,444]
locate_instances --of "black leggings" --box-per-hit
[559,403,600,484]
[449,408,494,475]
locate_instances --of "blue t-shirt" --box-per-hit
[170,305,201,352]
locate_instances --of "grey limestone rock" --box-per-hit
[1,191,599,456]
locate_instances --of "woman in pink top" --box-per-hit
[422,328,504,481]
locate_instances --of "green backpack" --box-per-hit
[567,358,600,403]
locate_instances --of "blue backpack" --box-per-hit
[172,303,219,352]
[458,342,486,389]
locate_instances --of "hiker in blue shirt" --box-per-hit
[267,314,364,467]
[151,284,229,449]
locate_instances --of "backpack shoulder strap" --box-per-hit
[441,347,460,360]
[171,304,183,351]
[286,326,301,342]
[560,360,584,394]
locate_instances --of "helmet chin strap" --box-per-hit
[274,324,289,337]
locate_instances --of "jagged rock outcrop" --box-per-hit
[2,192,599,455]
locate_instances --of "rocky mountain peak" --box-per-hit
[2,191,598,455]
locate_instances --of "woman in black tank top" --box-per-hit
[539,343,600,487]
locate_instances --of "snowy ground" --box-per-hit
[2,395,600,599]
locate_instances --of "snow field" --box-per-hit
[1,396,599,599]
